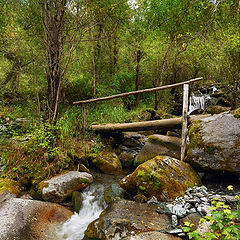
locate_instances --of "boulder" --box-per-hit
[40,171,93,202]
[118,151,135,168]
[92,150,123,174]
[104,184,126,204]
[120,156,201,202]
[0,193,72,240]
[186,112,240,174]
[134,135,181,166]
[84,199,170,240]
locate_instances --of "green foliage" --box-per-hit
[183,190,240,240]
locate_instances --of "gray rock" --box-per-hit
[41,171,93,202]
[186,112,240,174]
[171,215,178,228]
[166,204,187,218]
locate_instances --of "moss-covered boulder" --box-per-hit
[0,178,22,196]
[120,156,201,202]
[205,105,230,115]
[92,150,123,175]
[134,134,181,166]
[186,112,240,174]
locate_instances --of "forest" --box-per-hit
[0,1,240,240]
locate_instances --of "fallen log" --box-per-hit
[92,114,211,133]
[92,118,182,132]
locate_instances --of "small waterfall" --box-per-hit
[188,90,211,114]
[57,184,106,240]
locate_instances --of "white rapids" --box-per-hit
[57,185,106,240]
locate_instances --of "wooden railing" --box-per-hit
[73,77,203,161]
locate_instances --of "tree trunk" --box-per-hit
[135,49,142,106]
[42,0,67,123]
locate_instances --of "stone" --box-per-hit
[104,184,125,204]
[124,231,182,240]
[134,135,181,166]
[40,171,93,203]
[179,213,201,231]
[118,151,135,168]
[172,215,178,228]
[186,112,240,174]
[72,191,82,213]
[165,204,187,218]
[84,199,170,240]
[92,150,123,174]
[120,156,202,202]
[0,197,73,240]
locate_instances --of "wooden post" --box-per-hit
[82,104,86,134]
[181,84,189,161]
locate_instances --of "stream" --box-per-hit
[57,171,128,240]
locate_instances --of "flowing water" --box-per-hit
[188,90,211,114]
[57,184,107,240]
[57,171,127,240]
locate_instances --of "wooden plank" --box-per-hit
[73,77,203,105]
[92,117,183,132]
[181,84,189,161]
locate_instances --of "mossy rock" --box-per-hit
[0,178,22,196]
[118,151,135,168]
[234,107,240,118]
[120,156,201,202]
[104,184,125,204]
[92,150,123,175]
[205,105,230,115]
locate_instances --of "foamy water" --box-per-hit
[57,185,106,240]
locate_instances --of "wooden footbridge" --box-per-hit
[73,77,203,161]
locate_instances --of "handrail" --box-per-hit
[73,77,203,105]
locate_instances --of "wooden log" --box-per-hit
[92,117,183,132]
[73,77,203,105]
[181,84,189,161]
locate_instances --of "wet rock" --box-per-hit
[104,184,125,204]
[72,191,82,213]
[84,199,170,240]
[124,231,182,240]
[120,156,201,201]
[0,197,73,240]
[40,171,93,203]
[134,135,181,166]
[92,150,123,174]
[186,112,240,174]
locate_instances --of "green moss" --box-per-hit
[139,185,146,190]
[206,106,225,114]
[234,108,240,118]
[235,138,240,147]
[77,178,90,184]
[0,178,22,195]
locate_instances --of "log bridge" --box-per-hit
[73,77,203,161]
